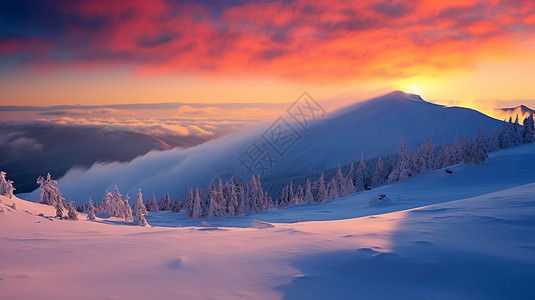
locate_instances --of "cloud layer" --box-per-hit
[1,0,534,82]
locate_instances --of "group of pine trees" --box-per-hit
[141,191,182,213]
[37,173,79,220]
[184,176,271,218]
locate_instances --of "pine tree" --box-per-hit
[304,179,314,203]
[100,190,112,213]
[208,181,226,218]
[371,156,385,186]
[145,193,159,212]
[110,186,125,219]
[66,202,79,220]
[388,137,413,183]
[461,135,472,164]
[287,182,295,206]
[37,173,66,207]
[158,191,172,211]
[314,173,327,203]
[0,171,15,198]
[172,196,182,212]
[227,179,239,215]
[489,129,500,152]
[467,127,488,164]
[335,166,348,196]
[450,134,464,163]
[434,143,451,169]
[499,118,515,148]
[185,188,194,215]
[327,177,339,200]
[246,175,261,213]
[355,154,367,191]
[279,185,289,207]
[135,189,148,226]
[87,199,96,220]
[415,136,435,173]
[523,112,535,144]
[55,200,65,219]
[191,188,203,219]
[234,177,246,216]
[513,115,522,145]
[345,162,356,194]
[123,194,133,222]
[296,185,304,204]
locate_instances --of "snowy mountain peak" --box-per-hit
[379,90,426,102]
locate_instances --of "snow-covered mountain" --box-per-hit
[495,104,534,122]
[268,91,502,177]
[23,91,504,203]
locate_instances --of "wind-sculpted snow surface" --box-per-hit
[1,144,535,299]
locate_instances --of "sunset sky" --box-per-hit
[0,0,534,109]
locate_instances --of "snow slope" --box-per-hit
[23,91,504,204]
[2,143,534,299]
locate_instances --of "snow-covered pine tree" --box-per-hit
[355,154,367,191]
[296,185,304,204]
[100,190,111,213]
[234,177,246,216]
[55,200,65,219]
[287,182,295,206]
[499,118,515,148]
[246,175,261,213]
[135,189,148,226]
[415,136,435,173]
[208,181,226,218]
[279,185,289,208]
[488,129,501,152]
[159,191,172,211]
[222,180,231,213]
[461,135,472,164]
[388,137,413,183]
[513,115,522,146]
[184,188,194,215]
[335,166,348,196]
[467,127,488,165]
[0,171,15,198]
[172,196,182,212]
[523,112,535,144]
[450,134,463,163]
[87,199,96,220]
[256,176,272,210]
[304,179,314,203]
[217,180,228,215]
[327,177,339,200]
[191,188,203,219]
[371,156,385,186]
[66,202,79,220]
[314,173,327,203]
[145,193,159,212]
[110,186,125,219]
[434,143,451,169]
[123,194,134,222]
[226,179,238,215]
[37,173,66,207]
